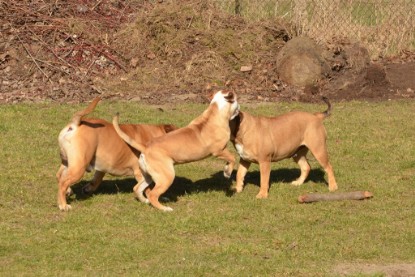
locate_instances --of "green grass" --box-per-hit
[0,100,414,276]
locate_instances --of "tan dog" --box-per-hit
[113,90,239,211]
[229,97,338,198]
[56,97,177,211]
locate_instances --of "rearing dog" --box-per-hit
[229,97,338,198]
[56,97,177,211]
[113,90,239,211]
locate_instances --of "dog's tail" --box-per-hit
[70,97,101,126]
[113,113,147,153]
[315,97,332,120]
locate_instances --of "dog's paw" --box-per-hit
[135,193,150,204]
[223,171,232,179]
[59,204,72,211]
[65,187,74,197]
[255,192,268,199]
[162,206,174,212]
[233,186,243,193]
[329,184,338,192]
[82,184,95,194]
[291,180,304,186]
[223,165,233,179]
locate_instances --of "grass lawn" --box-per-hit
[0,99,414,276]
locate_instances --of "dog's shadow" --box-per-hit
[243,168,326,188]
[70,168,326,204]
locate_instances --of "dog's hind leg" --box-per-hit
[307,141,338,192]
[57,165,73,196]
[57,166,86,211]
[82,171,105,194]
[146,163,175,212]
[134,177,152,205]
[235,159,251,193]
[132,167,152,204]
[56,164,65,181]
[134,180,150,204]
[291,146,311,186]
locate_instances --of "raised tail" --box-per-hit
[112,113,147,153]
[315,96,332,120]
[71,97,101,126]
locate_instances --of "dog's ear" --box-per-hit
[203,92,213,103]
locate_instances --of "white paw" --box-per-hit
[224,171,231,179]
[162,206,174,212]
[291,180,303,186]
[65,187,73,197]
[223,165,232,178]
[59,204,72,211]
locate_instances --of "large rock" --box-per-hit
[276,37,330,87]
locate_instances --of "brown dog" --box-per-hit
[113,90,239,211]
[229,97,338,198]
[56,97,176,211]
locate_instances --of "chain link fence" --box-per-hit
[215,0,415,58]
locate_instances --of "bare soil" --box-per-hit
[1,0,414,104]
[334,263,415,277]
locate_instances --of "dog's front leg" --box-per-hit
[235,159,251,193]
[213,148,235,178]
[82,171,105,194]
[257,161,271,199]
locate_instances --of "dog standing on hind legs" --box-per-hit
[229,97,338,198]
[113,90,240,212]
[56,97,177,211]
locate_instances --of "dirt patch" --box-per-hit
[1,0,414,104]
[334,263,415,277]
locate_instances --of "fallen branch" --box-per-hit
[18,36,52,83]
[298,191,373,203]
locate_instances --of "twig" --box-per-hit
[94,47,127,72]
[91,0,103,11]
[27,28,76,71]
[18,35,52,83]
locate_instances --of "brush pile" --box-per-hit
[1,0,413,104]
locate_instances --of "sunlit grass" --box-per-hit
[0,99,414,276]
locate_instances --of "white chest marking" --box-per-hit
[235,143,248,160]
[235,143,243,155]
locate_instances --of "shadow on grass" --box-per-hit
[244,168,327,189]
[69,167,326,204]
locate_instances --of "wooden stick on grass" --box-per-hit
[298,191,373,203]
